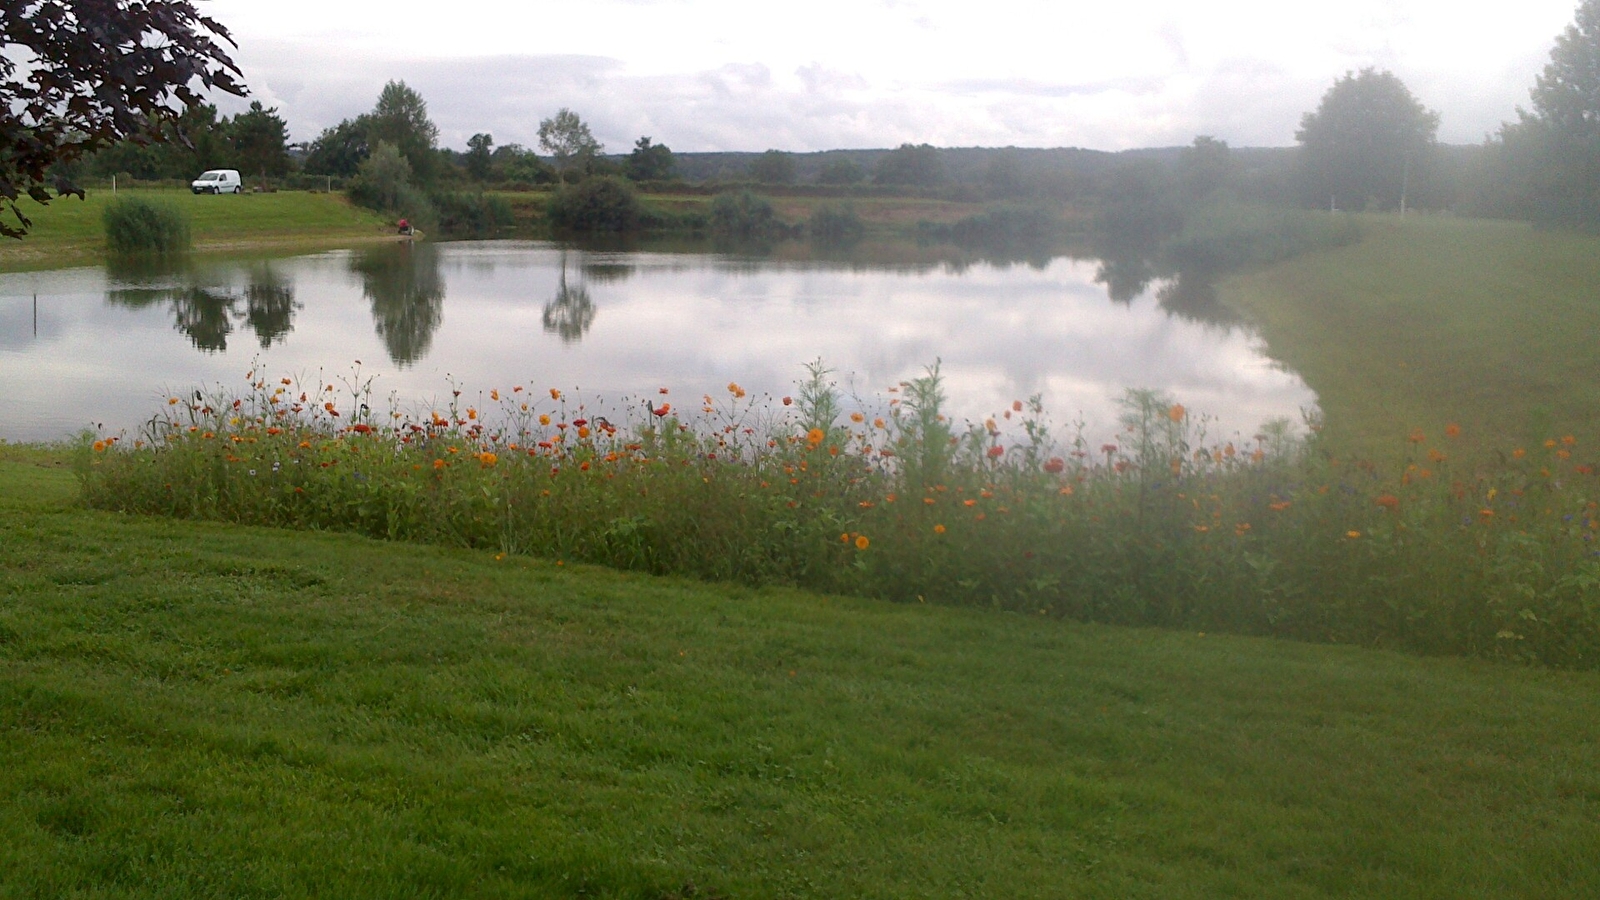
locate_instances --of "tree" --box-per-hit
[465,133,494,181]
[305,117,371,178]
[538,109,603,179]
[1296,69,1438,211]
[749,149,795,184]
[0,0,244,237]
[1491,0,1600,227]
[228,101,290,189]
[817,157,864,185]
[1177,136,1233,202]
[874,143,944,187]
[367,81,439,182]
[625,136,675,181]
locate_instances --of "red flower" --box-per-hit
[986,446,1004,459]
[1043,457,1065,474]
[653,403,671,417]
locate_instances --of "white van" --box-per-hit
[191,169,243,194]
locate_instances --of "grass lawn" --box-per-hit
[0,189,393,272]
[1223,214,1600,457]
[3,451,1598,897]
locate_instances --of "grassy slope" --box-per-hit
[2,454,1597,897]
[1224,215,1600,457]
[0,189,393,272]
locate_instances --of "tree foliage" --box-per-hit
[367,81,439,181]
[1487,0,1600,227]
[1295,69,1438,210]
[538,109,603,177]
[545,176,641,232]
[0,0,244,237]
[229,101,290,186]
[874,143,944,187]
[625,137,675,181]
[465,133,494,181]
[748,149,795,185]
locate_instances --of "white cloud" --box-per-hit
[207,0,1582,151]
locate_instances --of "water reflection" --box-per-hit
[543,251,596,343]
[350,243,444,366]
[103,261,300,352]
[0,238,1316,444]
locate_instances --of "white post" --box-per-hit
[112,174,117,195]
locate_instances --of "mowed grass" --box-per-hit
[1224,215,1600,457]
[0,189,392,271]
[4,455,1599,897]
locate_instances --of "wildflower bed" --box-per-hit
[83,363,1600,669]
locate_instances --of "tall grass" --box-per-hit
[81,363,1600,668]
[101,196,191,255]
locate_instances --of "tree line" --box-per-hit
[7,0,1600,237]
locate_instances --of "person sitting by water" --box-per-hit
[397,218,413,236]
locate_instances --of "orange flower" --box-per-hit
[1513,448,1526,459]
[806,427,825,446]
[1427,449,1447,463]
[1168,404,1186,422]
[478,452,498,466]
[549,388,562,400]
[1408,429,1425,444]
[1445,423,1461,438]
[92,440,106,452]
[1013,400,1024,413]
[490,390,500,401]
[433,459,446,470]
[1346,530,1361,539]
[1375,494,1400,510]
[855,535,870,550]
[850,412,865,423]
[933,524,946,534]
[1563,435,1577,445]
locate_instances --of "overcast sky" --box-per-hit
[205,0,1579,153]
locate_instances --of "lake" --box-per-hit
[0,240,1314,445]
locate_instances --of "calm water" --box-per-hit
[0,240,1314,443]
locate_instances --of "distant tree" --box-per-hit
[0,0,244,237]
[816,157,864,185]
[1178,136,1233,202]
[367,81,439,182]
[625,137,676,181]
[1492,0,1600,227]
[493,144,557,184]
[983,154,1025,198]
[1296,69,1438,211]
[874,143,944,188]
[749,149,795,184]
[228,101,291,188]
[305,117,372,178]
[545,176,641,232]
[351,142,414,213]
[538,108,603,180]
[465,133,494,181]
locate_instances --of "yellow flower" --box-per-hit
[1346,530,1361,539]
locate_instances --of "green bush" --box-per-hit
[546,176,642,232]
[101,196,190,255]
[808,204,865,244]
[709,190,781,239]
[429,191,514,237]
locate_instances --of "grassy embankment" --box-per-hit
[3,450,1599,897]
[494,188,1015,237]
[0,188,394,272]
[1224,214,1600,458]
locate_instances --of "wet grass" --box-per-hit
[4,454,1599,897]
[1224,215,1600,458]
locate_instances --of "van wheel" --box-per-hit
[233,186,242,194]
